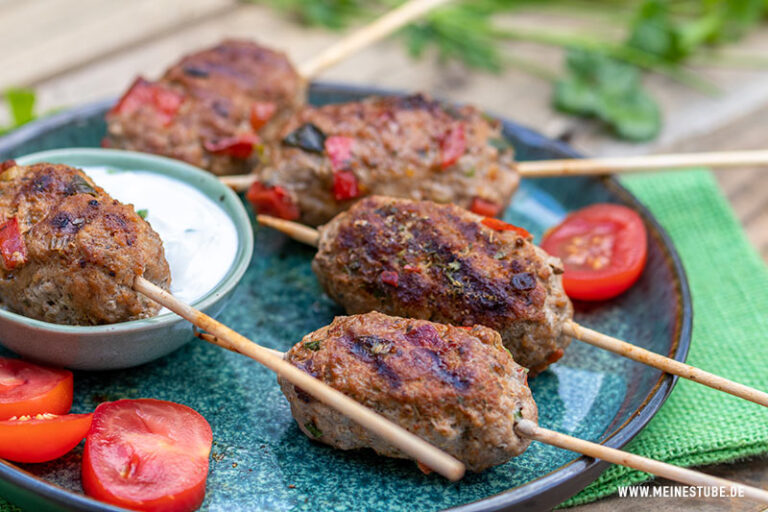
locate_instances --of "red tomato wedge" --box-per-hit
[0,218,27,270]
[82,399,213,512]
[246,182,301,221]
[0,358,73,419]
[541,203,648,301]
[0,413,92,463]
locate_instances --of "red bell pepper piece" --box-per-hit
[0,218,27,270]
[380,271,399,287]
[204,133,260,159]
[439,123,466,170]
[246,182,300,221]
[332,170,360,201]
[109,77,184,126]
[250,102,277,131]
[468,197,501,218]
[480,217,531,238]
[324,136,354,172]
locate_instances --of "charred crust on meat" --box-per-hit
[282,123,326,153]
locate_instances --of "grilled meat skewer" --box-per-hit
[263,195,572,374]
[0,161,171,325]
[280,311,537,472]
[250,94,518,226]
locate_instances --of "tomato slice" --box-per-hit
[541,203,648,301]
[468,197,501,218]
[332,170,360,201]
[0,358,73,419]
[480,217,531,239]
[0,413,92,463]
[439,123,466,169]
[246,182,300,221]
[0,218,27,270]
[203,133,260,159]
[109,77,184,126]
[82,399,212,512]
[250,101,277,131]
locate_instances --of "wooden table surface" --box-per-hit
[2,1,767,510]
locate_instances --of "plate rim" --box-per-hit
[0,85,692,512]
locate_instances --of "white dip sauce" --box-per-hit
[84,167,239,310]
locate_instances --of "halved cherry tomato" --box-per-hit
[0,358,73,419]
[325,135,354,171]
[0,413,92,463]
[246,182,300,221]
[439,123,466,169]
[250,101,277,131]
[109,77,184,126]
[332,170,360,201]
[541,203,648,301]
[480,217,531,239]
[469,197,501,218]
[0,218,27,270]
[203,133,260,159]
[82,399,212,512]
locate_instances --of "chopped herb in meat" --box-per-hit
[304,339,322,351]
[136,209,149,219]
[68,175,98,197]
[304,421,323,438]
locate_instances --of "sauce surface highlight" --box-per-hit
[85,167,239,309]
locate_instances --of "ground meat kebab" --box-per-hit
[306,196,573,374]
[280,311,538,473]
[0,161,171,325]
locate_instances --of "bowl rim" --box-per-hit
[0,147,255,334]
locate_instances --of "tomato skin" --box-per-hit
[469,197,502,218]
[541,203,648,301]
[332,171,360,201]
[109,77,184,126]
[246,182,300,221]
[0,413,92,463]
[82,399,212,512]
[480,217,531,239]
[325,135,354,171]
[439,123,466,169]
[0,218,27,270]
[0,358,73,419]
[249,101,277,131]
[203,133,260,159]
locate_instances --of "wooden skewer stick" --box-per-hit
[218,148,768,194]
[297,0,452,79]
[133,277,465,481]
[197,332,768,503]
[515,420,768,503]
[516,150,768,177]
[256,214,768,408]
[562,322,768,407]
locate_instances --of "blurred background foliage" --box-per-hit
[257,0,768,141]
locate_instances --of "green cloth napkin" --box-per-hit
[563,169,768,506]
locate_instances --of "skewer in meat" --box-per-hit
[258,198,768,407]
[0,161,171,325]
[105,40,305,176]
[275,311,768,505]
[250,94,518,226]
[280,311,537,472]
[265,195,571,374]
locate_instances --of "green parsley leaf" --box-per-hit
[304,421,323,438]
[554,49,661,141]
[304,339,322,351]
[137,209,149,219]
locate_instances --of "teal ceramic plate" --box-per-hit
[0,84,691,511]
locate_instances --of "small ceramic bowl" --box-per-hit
[0,148,254,370]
